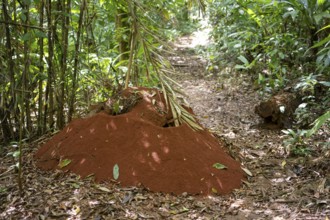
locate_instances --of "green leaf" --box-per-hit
[71,183,80,189]
[317,0,325,5]
[58,159,72,168]
[35,31,47,38]
[21,32,33,41]
[113,101,120,114]
[237,55,249,65]
[312,35,330,48]
[113,164,119,180]
[307,111,330,137]
[319,81,330,87]
[213,163,227,170]
[235,64,248,70]
[12,150,20,158]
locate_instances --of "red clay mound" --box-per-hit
[35,87,245,195]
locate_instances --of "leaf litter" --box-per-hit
[1,32,330,219]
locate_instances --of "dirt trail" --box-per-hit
[167,32,329,219]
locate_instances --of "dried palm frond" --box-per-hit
[123,0,203,131]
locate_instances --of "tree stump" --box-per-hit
[255,92,300,128]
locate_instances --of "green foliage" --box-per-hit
[307,110,330,137]
[282,129,312,156]
[208,1,330,155]
[208,0,330,93]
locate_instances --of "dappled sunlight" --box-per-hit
[89,128,95,134]
[131,169,137,176]
[190,28,211,48]
[79,158,86,165]
[151,152,161,164]
[107,120,117,130]
[148,161,156,171]
[142,140,151,148]
[215,177,223,190]
[161,146,170,154]
[66,126,73,133]
[137,153,146,163]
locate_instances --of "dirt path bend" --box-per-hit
[167,33,330,219]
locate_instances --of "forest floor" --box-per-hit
[1,27,329,219]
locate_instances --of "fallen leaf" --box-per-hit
[58,159,71,168]
[113,164,119,180]
[241,167,253,176]
[72,205,81,215]
[213,163,227,169]
[95,185,112,193]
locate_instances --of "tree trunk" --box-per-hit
[68,0,86,122]
[1,0,15,141]
[23,0,32,134]
[57,0,70,129]
[38,0,45,135]
[116,6,130,62]
[44,0,55,130]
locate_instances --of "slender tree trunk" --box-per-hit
[23,0,32,134]
[2,0,15,142]
[116,4,129,62]
[57,0,70,129]
[44,0,55,129]
[0,104,12,143]
[68,0,86,122]
[38,0,45,135]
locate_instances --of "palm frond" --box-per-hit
[124,0,203,131]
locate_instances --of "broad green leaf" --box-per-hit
[35,31,47,38]
[58,159,71,168]
[312,35,330,48]
[213,163,227,170]
[12,151,20,158]
[319,81,330,87]
[317,0,325,5]
[21,32,33,41]
[307,111,330,137]
[113,164,119,180]
[237,55,249,65]
[235,64,248,70]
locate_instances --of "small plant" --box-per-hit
[282,129,312,156]
[6,142,20,171]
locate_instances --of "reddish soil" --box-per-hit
[35,87,245,195]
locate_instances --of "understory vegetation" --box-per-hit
[207,0,330,156]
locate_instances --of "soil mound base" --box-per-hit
[35,87,244,195]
